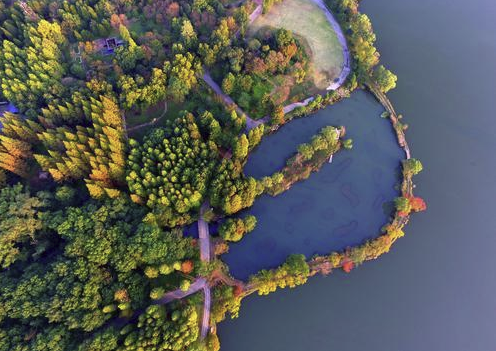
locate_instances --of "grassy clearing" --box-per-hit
[126,100,169,128]
[127,101,181,141]
[249,0,343,89]
[128,82,233,141]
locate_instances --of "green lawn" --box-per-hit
[249,0,343,89]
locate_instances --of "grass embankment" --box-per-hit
[249,0,344,90]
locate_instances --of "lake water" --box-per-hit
[218,0,496,350]
[222,91,404,280]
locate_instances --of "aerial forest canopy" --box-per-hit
[126,114,219,226]
[0,187,200,350]
[0,0,256,349]
[0,0,421,350]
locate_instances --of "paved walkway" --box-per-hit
[155,278,206,305]
[283,97,315,114]
[201,286,211,338]
[147,202,212,340]
[198,202,211,261]
[198,202,212,339]
[202,70,264,131]
[249,0,263,23]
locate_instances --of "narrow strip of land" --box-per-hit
[365,79,411,159]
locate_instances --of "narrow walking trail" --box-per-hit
[283,97,315,114]
[202,0,266,132]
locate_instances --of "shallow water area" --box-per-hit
[222,90,404,280]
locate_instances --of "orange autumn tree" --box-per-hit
[181,260,194,274]
[408,196,427,212]
[342,259,354,273]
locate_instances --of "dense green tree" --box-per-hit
[0,20,68,115]
[233,134,249,160]
[395,196,412,214]
[247,124,264,150]
[126,113,219,226]
[0,196,198,342]
[166,53,202,102]
[222,72,236,95]
[403,158,423,176]
[249,254,309,295]
[270,105,285,125]
[0,184,50,269]
[119,68,168,110]
[373,65,397,93]
[219,215,257,242]
[209,159,260,215]
[35,95,126,197]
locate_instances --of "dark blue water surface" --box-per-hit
[222,91,404,280]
